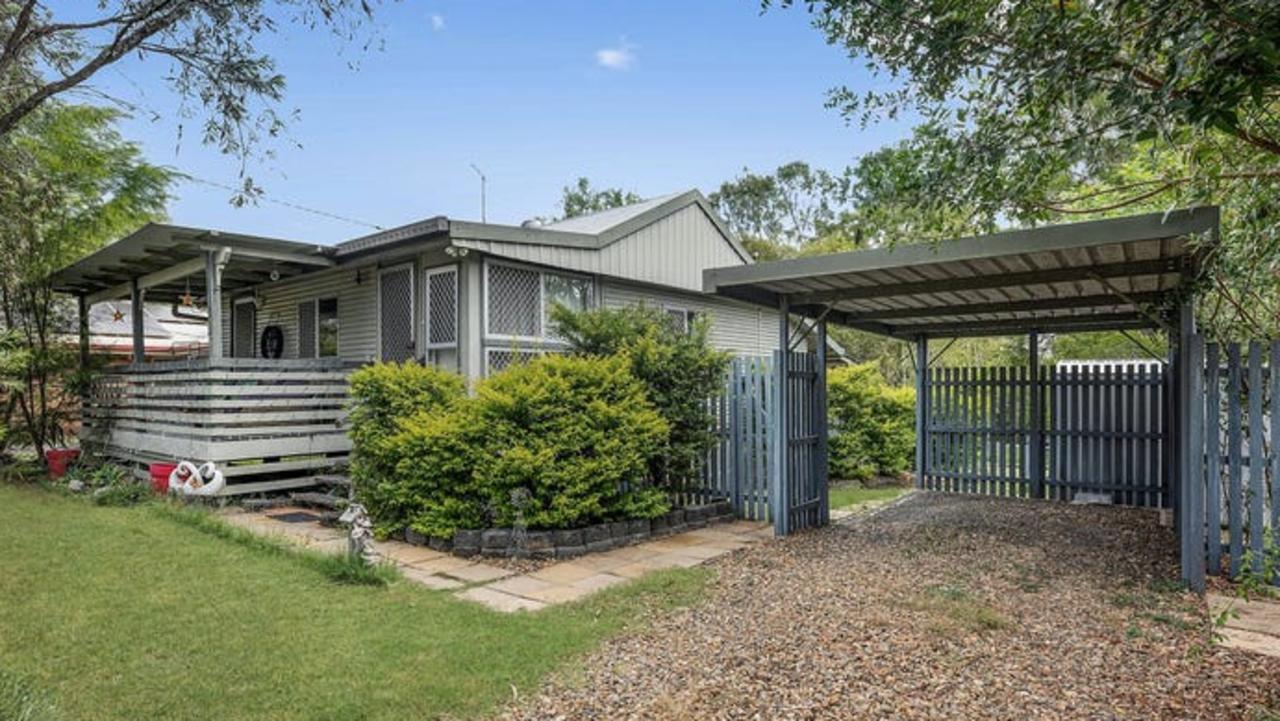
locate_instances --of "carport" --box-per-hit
[704,207,1220,590]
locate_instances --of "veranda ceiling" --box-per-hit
[704,208,1218,338]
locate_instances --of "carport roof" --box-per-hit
[704,208,1218,339]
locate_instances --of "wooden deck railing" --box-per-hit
[82,358,354,494]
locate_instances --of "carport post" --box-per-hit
[773,295,791,536]
[914,335,928,489]
[1177,303,1206,591]
[1028,331,1043,499]
[816,318,829,525]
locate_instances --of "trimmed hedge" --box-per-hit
[350,355,670,538]
[827,362,915,481]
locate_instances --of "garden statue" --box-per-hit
[339,502,375,562]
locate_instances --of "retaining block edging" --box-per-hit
[400,500,735,558]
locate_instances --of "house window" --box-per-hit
[485,262,594,341]
[317,298,339,357]
[487,264,541,338]
[665,307,699,335]
[544,273,592,337]
[425,266,458,348]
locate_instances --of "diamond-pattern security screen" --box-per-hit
[233,301,256,358]
[296,299,316,358]
[487,264,540,338]
[486,347,539,374]
[426,267,457,347]
[380,266,415,362]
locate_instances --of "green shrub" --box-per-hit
[348,362,466,509]
[369,354,670,538]
[348,362,467,452]
[550,304,729,489]
[827,362,915,481]
[91,481,151,507]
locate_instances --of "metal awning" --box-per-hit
[51,223,334,304]
[704,208,1218,338]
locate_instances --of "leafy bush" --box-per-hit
[827,363,915,481]
[365,355,670,538]
[348,362,467,453]
[348,362,466,510]
[550,304,729,489]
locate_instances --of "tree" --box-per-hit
[777,0,1280,338]
[0,1,376,182]
[558,177,642,219]
[709,161,853,252]
[0,104,171,458]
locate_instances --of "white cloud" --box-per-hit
[429,14,445,31]
[595,42,636,71]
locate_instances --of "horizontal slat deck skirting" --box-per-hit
[85,359,354,494]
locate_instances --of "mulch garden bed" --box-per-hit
[503,492,1280,720]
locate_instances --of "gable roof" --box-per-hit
[540,192,685,234]
[450,189,752,264]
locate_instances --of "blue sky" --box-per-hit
[88,1,914,244]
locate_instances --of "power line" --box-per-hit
[177,174,385,231]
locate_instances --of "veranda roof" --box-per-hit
[704,208,1219,338]
[50,224,334,304]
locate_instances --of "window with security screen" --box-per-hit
[425,266,458,348]
[486,263,541,338]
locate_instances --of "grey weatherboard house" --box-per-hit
[51,190,784,493]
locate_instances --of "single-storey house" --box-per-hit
[50,190,792,491]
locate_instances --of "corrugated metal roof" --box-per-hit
[541,191,685,234]
[705,208,1219,338]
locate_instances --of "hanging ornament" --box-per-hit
[112,308,125,323]
[180,275,195,308]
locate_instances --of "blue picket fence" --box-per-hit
[1192,338,1279,587]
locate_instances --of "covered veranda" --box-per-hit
[705,207,1220,589]
[49,225,351,494]
[51,223,336,363]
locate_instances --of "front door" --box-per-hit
[379,264,415,362]
[232,299,257,358]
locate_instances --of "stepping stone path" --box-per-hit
[1208,593,1280,659]
[219,506,771,613]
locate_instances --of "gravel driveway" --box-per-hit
[504,492,1280,720]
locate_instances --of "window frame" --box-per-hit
[423,264,459,350]
[482,259,595,344]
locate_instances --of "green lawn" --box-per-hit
[0,484,708,721]
[827,483,909,510]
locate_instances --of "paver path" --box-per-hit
[504,492,1280,720]
[219,506,770,612]
[1209,593,1280,659]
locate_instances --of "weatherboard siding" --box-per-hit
[458,204,747,293]
[600,280,779,356]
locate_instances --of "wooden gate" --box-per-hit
[922,362,1170,508]
[698,350,828,532]
[1186,338,1278,589]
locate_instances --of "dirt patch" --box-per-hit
[503,492,1280,720]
